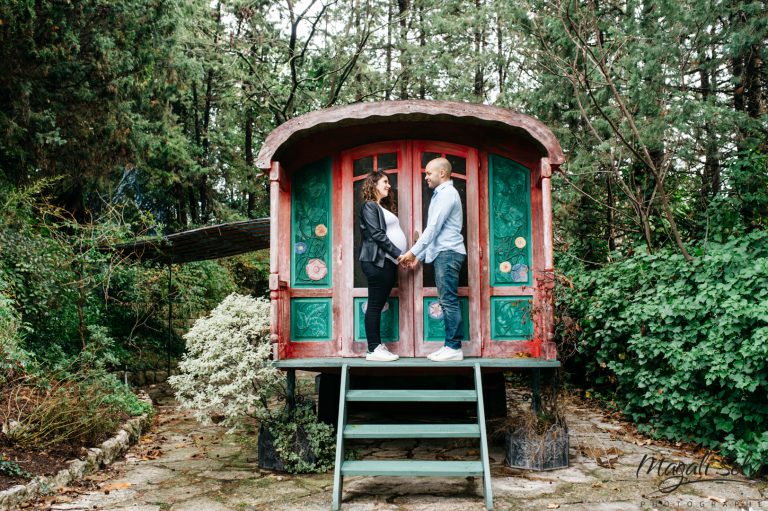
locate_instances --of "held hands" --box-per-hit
[397,251,418,269]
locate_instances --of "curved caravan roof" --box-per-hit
[256,100,565,170]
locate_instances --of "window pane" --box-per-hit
[446,154,466,174]
[421,152,441,169]
[354,156,373,177]
[353,180,366,287]
[384,172,398,215]
[377,152,397,170]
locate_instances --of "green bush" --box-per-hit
[0,454,31,479]
[1,333,152,451]
[559,231,768,475]
[2,369,151,450]
[267,403,336,474]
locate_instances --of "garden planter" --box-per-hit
[257,423,318,472]
[504,421,569,471]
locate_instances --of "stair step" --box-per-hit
[344,423,480,439]
[341,460,484,477]
[346,389,477,402]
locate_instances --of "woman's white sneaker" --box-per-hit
[366,344,399,362]
[430,347,463,361]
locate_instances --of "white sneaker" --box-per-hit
[366,344,399,362]
[427,346,448,360]
[430,346,463,362]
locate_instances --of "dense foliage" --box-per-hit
[1,321,152,452]
[170,293,279,426]
[559,231,768,475]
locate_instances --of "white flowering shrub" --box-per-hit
[169,293,279,426]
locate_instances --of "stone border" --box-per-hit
[0,393,154,511]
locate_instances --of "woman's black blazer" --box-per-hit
[359,201,402,268]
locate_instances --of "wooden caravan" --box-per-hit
[258,100,565,511]
[257,100,564,361]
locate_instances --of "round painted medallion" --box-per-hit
[499,261,512,273]
[428,302,444,320]
[295,242,307,255]
[315,224,328,237]
[306,258,328,281]
[515,237,527,249]
[511,263,529,282]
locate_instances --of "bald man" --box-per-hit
[399,157,467,361]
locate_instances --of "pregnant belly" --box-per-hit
[387,227,407,253]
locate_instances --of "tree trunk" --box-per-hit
[245,109,255,218]
[745,44,765,119]
[700,55,720,208]
[188,187,199,224]
[398,0,410,99]
[606,171,616,256]
[354,0,363,101]
[175,182,187,226]
[418,3,426,99]
[386,0,393,100]
[496,12,505,95]
[473,0,484,98]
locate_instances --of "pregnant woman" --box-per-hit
[359,170,407,362]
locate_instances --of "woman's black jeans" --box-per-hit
[361,259,397,352]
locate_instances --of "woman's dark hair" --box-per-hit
[360,170,397,214]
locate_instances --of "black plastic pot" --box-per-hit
[257,422,319,472]
[257,424,286,471]
[504,421,569,471]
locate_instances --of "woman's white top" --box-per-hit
[380,205,407,264]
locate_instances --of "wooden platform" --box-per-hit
[273,356,559,370]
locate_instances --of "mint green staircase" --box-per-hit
[331,362,494,510]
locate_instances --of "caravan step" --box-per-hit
[344,423,480,439]
[345,389,477,402]
[341,460,484,477]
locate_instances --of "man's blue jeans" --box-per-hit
[433,250,466,350]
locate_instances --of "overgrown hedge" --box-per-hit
[560,231,768,475]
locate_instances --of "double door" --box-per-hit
[341,141,481,357]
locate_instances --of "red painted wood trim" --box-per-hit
[530,171,545,347]
[397,141,415,358]
[340,150,354,357]
[542,160,555,271]
[478,150,492,357]
[331,155,345,356]
[464,147,481,357]
[256,100,565,169]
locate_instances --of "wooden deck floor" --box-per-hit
[273,357,559,370]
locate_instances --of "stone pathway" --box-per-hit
[28,382,766,511]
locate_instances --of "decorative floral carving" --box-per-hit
[292,299,332,339]
[292,165,331,286]
[492,298,532,339]
[491,156,530,285]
